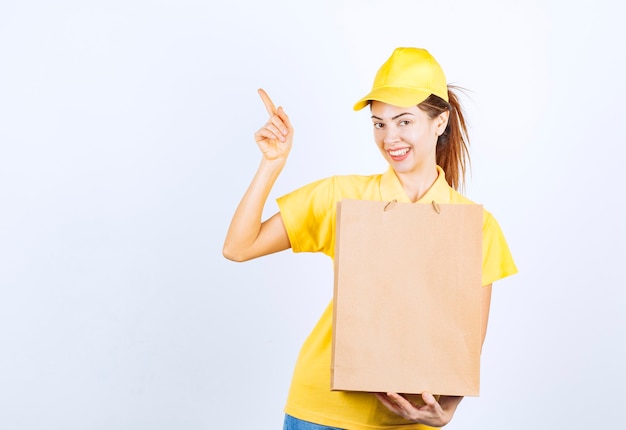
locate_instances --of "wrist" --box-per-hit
[259,157,287,173]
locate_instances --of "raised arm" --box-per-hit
[222,89,294,262]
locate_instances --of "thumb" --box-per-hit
[422,392,436,406]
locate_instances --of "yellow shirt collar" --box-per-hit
[380,165,452,204]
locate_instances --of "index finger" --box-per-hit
[258,88,277,116]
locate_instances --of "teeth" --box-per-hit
[389,148,409,157]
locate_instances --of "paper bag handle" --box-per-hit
[383,199,441,214]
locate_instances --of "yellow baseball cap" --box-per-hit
[353,47,448,111]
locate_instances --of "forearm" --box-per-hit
[222,158,286,261]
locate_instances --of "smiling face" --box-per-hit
[370,101,449,178]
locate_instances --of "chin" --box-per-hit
[389,162,416,175]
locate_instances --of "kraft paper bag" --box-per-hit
[331,199,483,396]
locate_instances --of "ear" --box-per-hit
[435,110,450,136]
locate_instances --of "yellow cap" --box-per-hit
[353,47,448,111]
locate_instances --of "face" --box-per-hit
[370,101,449,176]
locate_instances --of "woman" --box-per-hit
[223,47,517,430]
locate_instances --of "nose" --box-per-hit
[382,127,400,146]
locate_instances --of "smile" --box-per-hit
[388,148,410,157]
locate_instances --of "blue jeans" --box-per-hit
[283,414,345,430]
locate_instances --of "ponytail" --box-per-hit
[418,85,470,191]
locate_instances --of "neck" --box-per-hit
[394,165,439,202]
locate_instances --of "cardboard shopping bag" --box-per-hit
[331,199,483,396]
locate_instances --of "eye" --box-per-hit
[398,120,410,126]
[373,122,384,130]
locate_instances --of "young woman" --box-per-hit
[223,47,517,430]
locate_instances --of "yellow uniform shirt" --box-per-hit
[276,166,517,430]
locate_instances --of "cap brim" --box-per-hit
[353,87,434,111]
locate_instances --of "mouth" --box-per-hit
[388,147,410,159]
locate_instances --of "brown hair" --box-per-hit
[417,85,470,191]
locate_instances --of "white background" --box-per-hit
[1,1,624,429]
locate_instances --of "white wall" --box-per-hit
[1,1,624,428]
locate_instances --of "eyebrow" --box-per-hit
[370,112,414,121]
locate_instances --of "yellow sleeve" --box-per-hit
[482,210,518,286]
[276,177,337,256]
